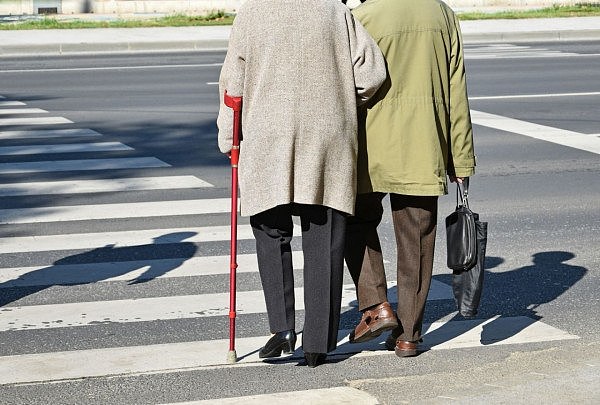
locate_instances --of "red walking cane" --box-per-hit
[224,91,242,364]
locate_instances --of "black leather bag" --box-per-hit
[445,180,488,317]
[445,182,477,271]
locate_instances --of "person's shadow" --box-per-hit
[427,251,587,348]
[0,232,197,307]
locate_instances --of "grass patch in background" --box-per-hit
[0,11,234,30]
[0,4,599,29]
[458,3,600,20]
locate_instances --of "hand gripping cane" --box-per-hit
[224,91,242,364]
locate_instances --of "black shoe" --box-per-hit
[304,352,326,368]
[259,330,296,358]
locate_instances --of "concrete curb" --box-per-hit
[1,16,600,56]
[3,32,600,57]
[0,40,229,56]
[464,29,600,43]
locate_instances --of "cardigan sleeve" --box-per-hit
[217,13,247,154]
[347,13,387,106]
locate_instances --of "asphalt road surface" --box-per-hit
[0,41,598,404]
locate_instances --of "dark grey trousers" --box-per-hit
[251,204,346,354]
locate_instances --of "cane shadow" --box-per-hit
[0,232,197,307]
[428,251,586,348]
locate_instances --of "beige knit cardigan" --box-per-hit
[217,0,386,216]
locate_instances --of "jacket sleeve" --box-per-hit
[347,13,387,106]
[448,12,476,177]
[216,14,247,154]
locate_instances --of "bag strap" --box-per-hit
[456,178,470,208]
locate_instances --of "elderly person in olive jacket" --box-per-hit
[217,0,386,368]
[344,0,476,357]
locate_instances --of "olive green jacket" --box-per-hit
[353,0,476,196]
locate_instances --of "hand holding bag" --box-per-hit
[445,179,488,317]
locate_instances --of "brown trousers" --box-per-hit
[345,193,438,342]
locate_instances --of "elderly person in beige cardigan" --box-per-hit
[217,0,385,368]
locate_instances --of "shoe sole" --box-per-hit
[350,319,399,344]
[394,347,418,357]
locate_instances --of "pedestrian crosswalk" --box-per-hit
[0,96,580,398]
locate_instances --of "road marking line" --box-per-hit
[0,116,72,125]
[464,44,581,59]
[0,316,577,385]
[0,198,231,224]
[470,91,600,100]
[0,157,170,174]
[165,387,380,405]
[0,254,449,306]
[0,226,255,254]
[0,129,102,139]
[0,282,450,331]
[0,63,223,74]
[0,101,26,106]
[0,108,47,115]
[0,175,213,197]
[0,141,133,156]
[471,109,600,155]
[0,254,301,285]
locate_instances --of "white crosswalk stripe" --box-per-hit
[0,157,170,173]
[0,318,578,385]
[0,108,48,115]
[0,128,102,139]
[0,226,253,254]
[0,141,133,155]
[0,101,26,107]
[0,95,580,395]
[0,175,213,197]
[0,282,452,332]
[0,198,231,224]
[0,254,293,285]
[0,116,72,125]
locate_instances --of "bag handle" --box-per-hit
[456,178,470,208]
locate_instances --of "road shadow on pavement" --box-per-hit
[0,231,197,307]
[429,251,587,347]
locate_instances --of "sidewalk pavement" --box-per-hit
[1,16,600,56]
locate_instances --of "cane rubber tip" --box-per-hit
[227,350,237,364]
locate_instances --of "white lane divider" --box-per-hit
[471,109,600,155]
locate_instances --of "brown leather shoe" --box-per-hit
[349,302,398,343]
[394,340,419,357]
